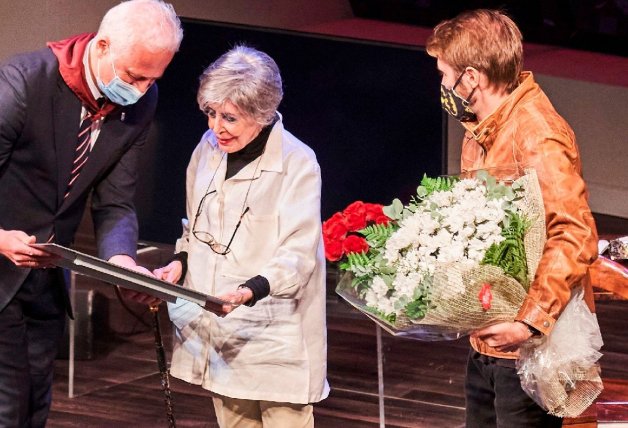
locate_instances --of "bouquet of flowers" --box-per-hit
[325,169,545,339]
[324,167,604,417]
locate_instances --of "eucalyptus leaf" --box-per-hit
[476,170,489,182]
[383,199,404,220]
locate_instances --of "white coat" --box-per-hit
[168,115,330,404]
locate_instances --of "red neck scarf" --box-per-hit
[48,33,118,120]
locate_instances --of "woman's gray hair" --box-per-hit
[197,45,283,126]
[97,0,183,57]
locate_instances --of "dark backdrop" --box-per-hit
[136,19,444,244]
[350,0,628,57]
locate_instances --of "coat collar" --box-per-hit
[206,112,285,180]
[463,71,539,151]
[258,112,284,175]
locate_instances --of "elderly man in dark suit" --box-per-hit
[0,1,182,426]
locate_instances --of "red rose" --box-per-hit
[373,214,390,225]
[363,203,391,225]
[342,235,369,255]
[323,212,348,240]
[344,201,366,215]
[363,203,384,222]
[343,201,367,231]
[324,239,345,262]
[344,212,367,231]
[478,283,493,311]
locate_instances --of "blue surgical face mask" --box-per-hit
[96,49,145,106]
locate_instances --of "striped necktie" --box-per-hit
[64,113,94,199]
[48,113,95,243]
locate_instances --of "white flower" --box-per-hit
[476,199,507,223]
[429,190,453,208]
[459,226,476,239]
[476,221,503,240]
[364,276,392,312]
[437,241,465,263]
[442,211,466,234]
[431,228,453,250]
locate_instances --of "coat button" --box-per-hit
[543,321,550,327]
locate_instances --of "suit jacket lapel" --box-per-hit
[53,80,82,209]
[58,110,129,211]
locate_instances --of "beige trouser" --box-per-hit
[212,394,314,428]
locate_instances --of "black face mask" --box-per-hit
[440,71,477,122]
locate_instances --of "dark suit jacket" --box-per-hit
[0,47,158,312]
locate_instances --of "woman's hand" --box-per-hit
[153,260,183,284]
[213,286,253,316]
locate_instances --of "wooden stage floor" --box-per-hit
[48,214,628,427]
[48,296,628,427]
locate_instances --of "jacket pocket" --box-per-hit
[227,212,279,274]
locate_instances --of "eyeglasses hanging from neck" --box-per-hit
[191,150,263,255]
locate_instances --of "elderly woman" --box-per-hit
[155,45,329,427]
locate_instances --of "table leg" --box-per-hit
[377,325,385,428]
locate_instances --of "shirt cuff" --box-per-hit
[239,275,270,306]
[168,251,188,285]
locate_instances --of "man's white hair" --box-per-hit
[97,0,183,57]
